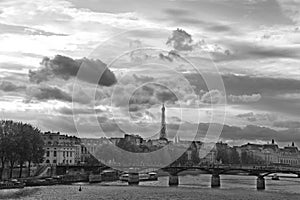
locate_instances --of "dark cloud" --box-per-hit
[185,73,300,116]
[156,90,177,103]
[167,121,300,143]
[128,84,178,111]
[0,81,26,92]
[220,124,300,143]
[159,50,182,62]
[166,28,194,51]
[159,53,173,62]
[29,55,117,86]
[273,121,300,129]
[26,86,72,102]
[185,73,300,95]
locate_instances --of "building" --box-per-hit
[124,134,145,145]
[236,140,300,166]
[42,132,81,165]
[278,142,300,165]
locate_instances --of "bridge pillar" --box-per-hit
[211,174,220,188]
[169,174,179,186]
[128,172,139,185]
[256,176,265,190]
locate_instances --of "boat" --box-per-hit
[272,174,280,180]
[89,174,102,183]
[119,172,158,182]
[0,180,25,190]
[148,172,158,181]
[139,173,149,181]
[119,173,129,182]
[99,170,119,182]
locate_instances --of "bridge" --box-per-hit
[56,164,300,190]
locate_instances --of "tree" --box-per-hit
[0,120,45,179]
[16,122,31,178]
[0,121,9,180]
[191,150,200,164]
[27,127,44,177]
[229,149,240,164]
[216,149,229,164]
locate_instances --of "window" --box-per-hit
[67,152,69,157]
[46,151,50,157]
[63,151,65,157]
[70,152,72,157]
[53,160,57,164]
[54,151,57,157]
[46,160,50,163]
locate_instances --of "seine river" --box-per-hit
[1,174,300,200]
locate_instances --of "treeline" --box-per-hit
[0,120,45,180]
[215,145,265,165]
[215,146,240,164]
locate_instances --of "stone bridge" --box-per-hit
[56,164,300,190]
[160,165,300,189]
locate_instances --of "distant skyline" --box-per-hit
[0,0,299,147]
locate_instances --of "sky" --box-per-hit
[0,0,299,147]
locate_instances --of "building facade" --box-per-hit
[42,132,81,165]
[236,140,300,166]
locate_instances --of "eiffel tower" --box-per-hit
[159,104,167,140]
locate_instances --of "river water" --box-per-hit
[1,174,300,200]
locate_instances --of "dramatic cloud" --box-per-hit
[0,81,26,92]
[156,90,177,103]
[273,120,300,129]
[185,73,300,95]
[128,84,178,111]
[159,50,182,62]
[29,55,117,86]
[228,93,262,103]
[26,86,72,102]
[166,28,194,51]
[0,0,299,143]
